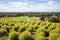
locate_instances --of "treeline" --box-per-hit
[0,12,60,17]
[0,12,60,23]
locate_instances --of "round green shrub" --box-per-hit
[35,36,46,40]
[0,29,7,37]
[40,16,45,21]
[33,24,39,29]
[12,26,19,32]
[19,26,26,32]
[50,28,60,34]
[9,31,19,40]
[9,23,15,26]
[48,24,56,31]
[57,38,60,40]
[56,23,60,28]
[49,33,60,40]
[49,29,58,34]
[35,32,45,37]
[19,31,33,40]
[26,27,34,32]
[36,27,46,33]
[1,25,9,32]
[48,16,59,22]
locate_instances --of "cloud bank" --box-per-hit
[0,0,60,12]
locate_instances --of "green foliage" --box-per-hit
[26,27,34,32]
[9,31,19,40]
[40,16,45,21]
[48,16,59,22]
[36,27,46,33]
[19,26,26,32]
[50,30,58,34]
[0,16,60,40]
[0,29,7,37]
[35,36,46,40]
[49,33,60,40]
[9,23,15,26]
[12,26,19,32]
[48,24,56,31]
[57,38,60,40]
[19,31,33,40]
[33,24,39,29]
[50,28,60,34]
[1,25,9,32]
[35,32,45,37]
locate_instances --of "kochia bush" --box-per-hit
[35,36,46,40]
[19,26,26,32]
[19,31,33,40]
[49,33,60,40]
[57,38,60,40]
[36,27,46,33]
[0,29,7,37]
[9,31,19,40]
[26,26,34,33]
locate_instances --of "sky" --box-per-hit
[0,0,60,12]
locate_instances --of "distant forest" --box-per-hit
[0,12,60,23]
[0,12,60,17]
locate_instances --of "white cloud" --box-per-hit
[38,0,49,1]
[47,1,55,5]
[47,1,59,6]
[0,1,60,12]
[8,2,28,6]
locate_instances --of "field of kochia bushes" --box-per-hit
[0,16,60,40]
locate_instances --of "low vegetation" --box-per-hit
[0,16,60,40]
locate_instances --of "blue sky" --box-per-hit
[0,0,60,12]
